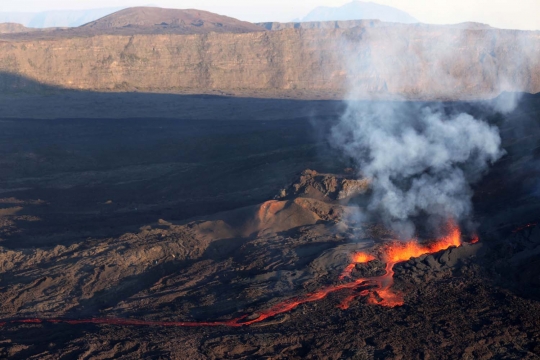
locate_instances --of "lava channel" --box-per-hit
[0,223,464,328]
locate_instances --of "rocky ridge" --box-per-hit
[0,18,538,100]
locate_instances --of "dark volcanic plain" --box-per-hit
[0,91,539,359]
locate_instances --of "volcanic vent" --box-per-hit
[0,170,483,328]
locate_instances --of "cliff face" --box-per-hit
[0,23,539,100]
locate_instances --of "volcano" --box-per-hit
[1,113,540,360]
[0,205,470,327]
[0,5,539,353]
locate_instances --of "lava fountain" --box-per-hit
[339,252,376,280]
[0,222,465,328]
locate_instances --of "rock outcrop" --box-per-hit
[277,169,370,202]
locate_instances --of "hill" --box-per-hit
[301,1,418,23]
[80,7,265,34]
[0,23,35,34]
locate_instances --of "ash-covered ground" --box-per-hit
[0,94,540,359]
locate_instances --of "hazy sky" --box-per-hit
[0,0,538,30]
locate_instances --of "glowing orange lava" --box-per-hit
[512,222,538,233]
[353,252,376,263]
[339,252,376,280]
[338,222,462,308]
[385,223,461,263]
[0,223,465,328]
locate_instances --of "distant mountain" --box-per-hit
[300,1,418,24]
[80,7,264,33]
[0,8,123,28]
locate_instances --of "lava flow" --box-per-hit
[512,222,538,233]
[0,223,464,328]
[339,252,376,280]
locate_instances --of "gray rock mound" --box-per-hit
[394,243,484,282]
[277,169,370,202]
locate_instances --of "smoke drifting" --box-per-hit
[331,101,504,237]
[326,26,537,237]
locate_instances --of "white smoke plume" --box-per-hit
[326,24,536,237]
[331,101,504,237]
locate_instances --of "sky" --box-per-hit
[0,0,538,30]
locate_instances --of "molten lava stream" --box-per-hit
[338,222,461,308]
[0,224,463,328]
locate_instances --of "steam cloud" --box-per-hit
[326,25,536,237]
[331,101,504,237]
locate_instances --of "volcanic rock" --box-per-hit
[277,169,370,203]
[438,243,484,267]
[1,158,540,357]
[423,254,440,270]
[395,243,484,281]
[337,179,371,200]
[351,259,386,277]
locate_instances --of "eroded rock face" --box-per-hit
[393,242,484,284]
[0,22,538,100]
[351,259,386,278]
[277,169,370,202]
